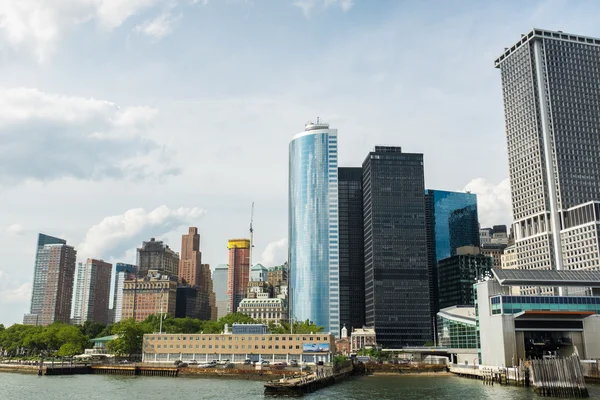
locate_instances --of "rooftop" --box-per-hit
[437,306,477,325]
[495,28,600,68]
[492,268,600,288]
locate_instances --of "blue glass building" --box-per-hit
[425,190,479,318]
[289,121,339,336]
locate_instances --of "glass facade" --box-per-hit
[338,167,365,333]
[490,295,600,315]
[363,146,430,347]
[289,123,339,335]
[437,314,477,349]
[425,190,479,317]
[437,254,492,310]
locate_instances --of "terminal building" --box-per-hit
[142,324,335,364]
[476,269,600,367]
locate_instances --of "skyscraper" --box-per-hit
[496,29,600,290]
[137,238,179,278]
[213,264,229,319]
[24,233,67,325]
[363,146,430,347]
[177,228,215,320]
[112,263,136,323]
[71,258,112,325]
[289,120,339,335]
[338,167,365,334]
[179,227,202,286]
[425,190,479,316]
[121,270,177,322]
[227,239,250,313]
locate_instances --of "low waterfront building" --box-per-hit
[85,335,117,355]
[476,269,600,367]
[436,306,478,364]
[141,327,335,364]
[238,298,287,324]
[350,327,376,353]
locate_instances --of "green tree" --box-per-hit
[81,321,107,339]
[269,320,324,334]
[57,342,83,357]
[107,319,150,357]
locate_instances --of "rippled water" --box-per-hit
[1,372,599,399]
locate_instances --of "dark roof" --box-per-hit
[492,268,600,287]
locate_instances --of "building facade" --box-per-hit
[350,327,377,353]
[228,239,250,314]
[71,258,112,325]
[137,238,180,278]
[213,264,229,319]
[268,264,288,288]
[425,190,480,318]
[238,298,287,324]
[112,263,136,323]
[121,271,177,322]
[178,227,202,286]
[289,121,339,335]
[142,329,335,364]
[338,167,366,334]
[437,248,493,310]
[480,243,507,269]
[436,306,478,364]
[24,233,67,325]
[39,243,77,326]
[496,29,600,281]
[363,146,431,347]
[177,228,215,320]
[251,264,269,282]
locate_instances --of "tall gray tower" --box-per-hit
[496,29,600,293]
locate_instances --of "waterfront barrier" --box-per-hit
[530,355,588,398]
[91,365,178,377]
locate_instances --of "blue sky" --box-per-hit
[1,0,600,326]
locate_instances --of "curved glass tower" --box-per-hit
[289,121,339,336]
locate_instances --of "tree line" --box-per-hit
[0,314,323,358]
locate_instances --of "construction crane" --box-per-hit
[249,202,255,283]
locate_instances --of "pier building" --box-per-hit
[141,324,335,364]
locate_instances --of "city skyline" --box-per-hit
[1,1,596,326]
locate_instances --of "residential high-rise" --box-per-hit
[496,29,600,292]
[363,146,430,347]
[24,233,67,325]
[425,190,479,317]
[121,270,177,322]
[136,238,179,278]
[213,264,229,319]
[71,258,112,325]
[202,263,218,320]
[338,167,365,334]
[112,263,136,323]
[289,120,339,335]
[267,264,288,288]
[227,239,250,314]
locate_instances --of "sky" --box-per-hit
[1,0,600,326]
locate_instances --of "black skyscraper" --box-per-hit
[363,146,431,347]
[338,167,365,333]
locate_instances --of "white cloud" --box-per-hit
[134,11,182,38]
[78,205,206,260]
[0,271,31,307]
[0,87,178,184]
[6,224,25,237]
[0,0,189,61]
[463,178,512,228]
[259,237,287,267]
[293,0,354,17]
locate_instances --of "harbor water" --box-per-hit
[1,372,600,399]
